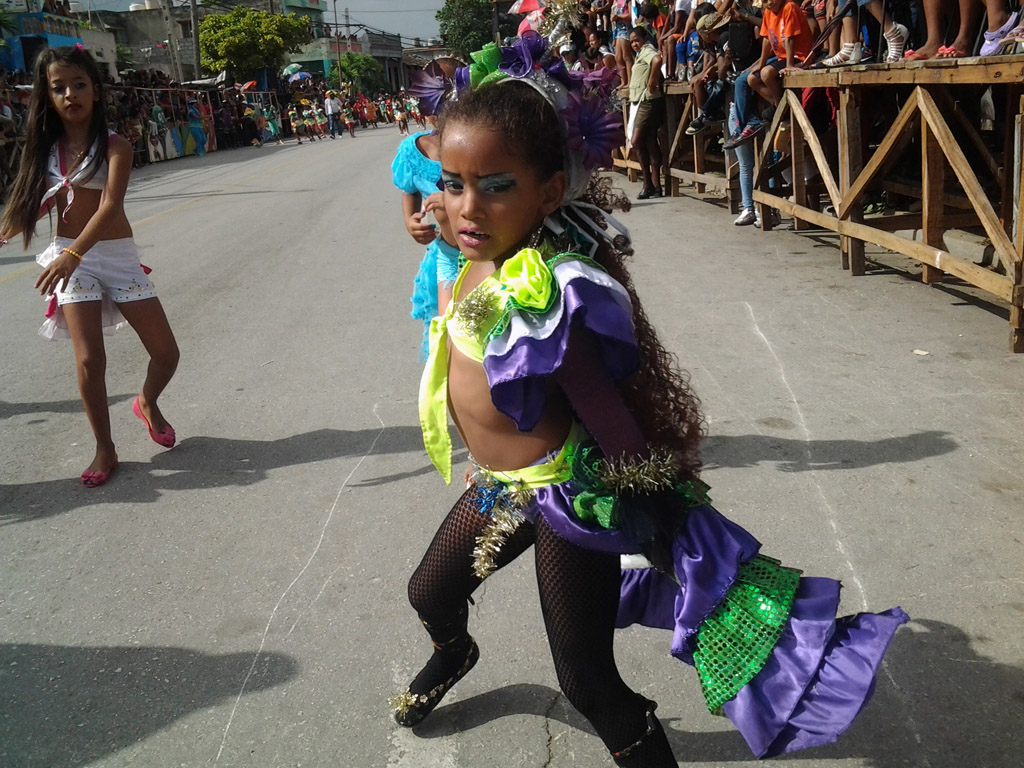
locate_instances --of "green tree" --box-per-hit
[199,8,309,79]
[436,0,496,59]
[329,53,386,94]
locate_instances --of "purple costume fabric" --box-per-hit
[478,254,908,758]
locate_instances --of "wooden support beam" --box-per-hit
[1011,305,1024,353]
[918,88,1021,272]
[928,86,1001,183]
[783,55,1024,88]
[866,211,981,231]
[838,87,865,274]
[754,190,1017,302]
[1016,96,1024,257]
[791,112,808,231]
[921,117,946,285]
[693,128,708,194]
[754,97,790,189]
[838,90,920,219]
[881,179,975,209]
[667,167,732,193]
[786,90,841,209]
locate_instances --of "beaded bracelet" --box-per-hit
[61,247,83,260]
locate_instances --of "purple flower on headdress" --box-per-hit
[564,91,622,172]
[582,67,620,100]
[543,57,584,92]
[455,65,472,95]
[499,31,548,78]
[407,69,451,117]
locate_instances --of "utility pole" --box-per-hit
[189,0,201,76]
[333,0,344,89]
[160,0,183,82]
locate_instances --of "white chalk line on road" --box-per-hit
[213,403,388,765]
[744,302,927,755]
[744,301,867,608]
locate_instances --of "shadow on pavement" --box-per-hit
[0,254,36,267]
[703,430,957,472]
[0,642,298,768]
[1,426,426,524]
[414,620,1024,767]
[0,394,134,420]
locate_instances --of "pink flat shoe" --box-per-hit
[81,460,118,488]
[132,396,176,448]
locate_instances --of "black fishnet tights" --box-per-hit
[407,486,650,754]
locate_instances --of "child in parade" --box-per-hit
[287,105,304,144]
[0,47,179,487]
[315,105,329,138]
[392,70,462,358]
[343,103,357,137]
[394,101,409,136]
[391,33,907,766]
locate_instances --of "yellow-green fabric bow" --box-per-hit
[498,248,554,311]
[470,43,507,88]
[419,313,454,484]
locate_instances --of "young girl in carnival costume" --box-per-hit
[1,47,179,487]
[392,61,464,359]
[391,32,908,766]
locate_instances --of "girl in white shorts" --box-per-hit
[0,46,179,488]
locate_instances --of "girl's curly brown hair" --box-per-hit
[439,81,705,479]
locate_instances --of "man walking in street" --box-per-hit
[325,91,343,139]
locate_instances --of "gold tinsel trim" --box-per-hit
[472,506,526,579]
[597,449,681,495]
[389,690,427,717]
[455,288,501,337]
[540,0,583,40]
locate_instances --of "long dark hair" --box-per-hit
[438,82,706,479]
[1,46,108,248]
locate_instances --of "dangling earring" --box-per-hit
[527,223,546,250]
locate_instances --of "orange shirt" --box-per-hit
[759,1,813,62]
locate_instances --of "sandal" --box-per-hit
[81,459,118,488]
[936,43,969,58]
[132,396,176,448]
[981,11,1019,56]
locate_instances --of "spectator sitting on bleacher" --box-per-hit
[725,0,812,149]
[822,0,908,65]
[685,11,734,135]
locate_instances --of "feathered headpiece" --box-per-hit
[409,31,629,253]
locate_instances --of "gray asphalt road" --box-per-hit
[2,125,1022,768]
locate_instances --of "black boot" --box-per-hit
[390,604,479,727]
[611,700,677,767]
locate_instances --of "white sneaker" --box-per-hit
[734,209,756,226]
[884,23,909,62]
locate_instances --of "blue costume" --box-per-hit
[390,131,461,359]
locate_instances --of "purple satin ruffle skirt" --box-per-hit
[521,489,909,759]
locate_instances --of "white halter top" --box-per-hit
[43,130,114,220]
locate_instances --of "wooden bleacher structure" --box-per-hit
[612,55,1024,352]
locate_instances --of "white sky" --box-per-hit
[81,1,447,45]
[324,1,445,44]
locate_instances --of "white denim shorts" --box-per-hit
[39,236,156,306]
